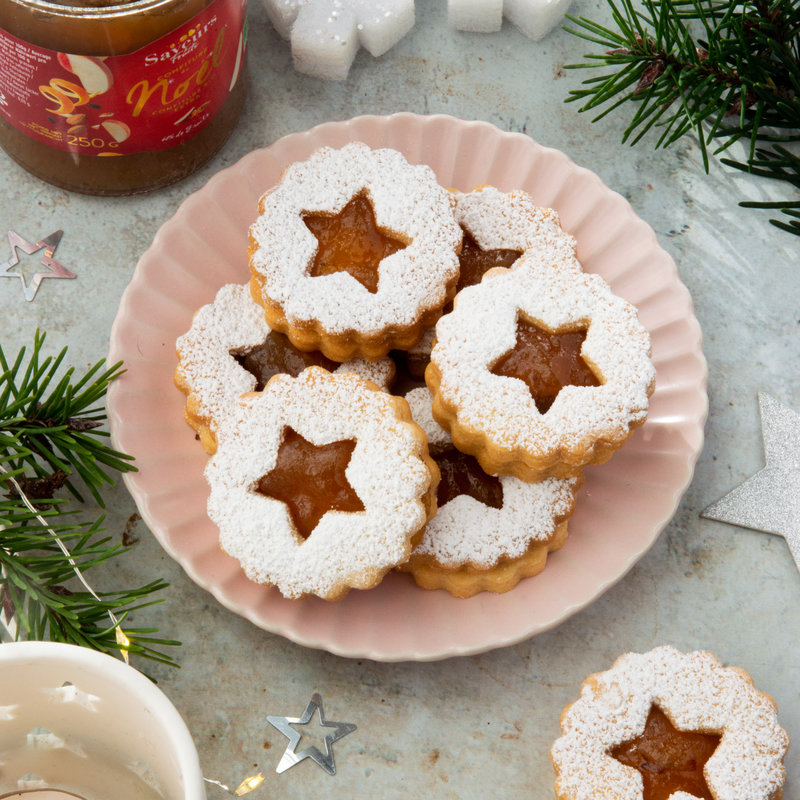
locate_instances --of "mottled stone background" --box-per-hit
[1,2,797,798]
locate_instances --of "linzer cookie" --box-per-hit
[454,185,579,274]
[205,367,439,601]
[248,142,462,361]
[408,184,581,365]
[427,259,656,481]
[551,645,789,800]
[174,283,393,454]
[399,386,581,598]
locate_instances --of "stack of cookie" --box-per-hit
[174,142,655,601]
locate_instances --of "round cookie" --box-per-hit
[426,259,656,481]
[408,185,582,368]
[248,142,462,361]
[400,386,582,598]
[175,283,393,454]
[551,645,789,800]
[454,185,579,269]
[205,367,440,600]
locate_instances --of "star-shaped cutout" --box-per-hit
[491,318,600,413]
[255,427,364,539]
[434,445,503,509]
[267,693,357,775]
[456,231,521,293]
[702,393,800,571]
[0,230,75,301]
[610,705,720,800]
[304,192,406,293]
[232,332,336,391]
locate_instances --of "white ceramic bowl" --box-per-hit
[0,642,205,800]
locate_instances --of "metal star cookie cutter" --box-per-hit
[267,692,356,775]
[1,230,75,302]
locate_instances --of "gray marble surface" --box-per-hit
[1,1,798,798]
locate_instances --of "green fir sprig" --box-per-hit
[563,0,800,235]
[0,331,135,504]
[0,332,179,666]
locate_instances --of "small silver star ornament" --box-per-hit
[1,229,75,301]
[702,393,800,571]
[267,693,356,775]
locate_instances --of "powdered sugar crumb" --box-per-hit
[405,386,579,568]
[551,645,789,800]
[249,142,461,334]
[205,367,434,599]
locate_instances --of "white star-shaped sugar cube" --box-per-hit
[264,0,415,79]
[449,0,573,40]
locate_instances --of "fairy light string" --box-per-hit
[0,462,130,663]
[203,773,265,796]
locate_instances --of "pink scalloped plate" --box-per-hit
[108,114,707,662]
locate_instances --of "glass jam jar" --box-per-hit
[0,0,247,195]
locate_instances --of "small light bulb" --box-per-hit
[115,627,131,663]
[234,773,265,796]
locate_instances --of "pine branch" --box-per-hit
[564,0,800,235]
[0,330,136,504]
[0,333,179,667]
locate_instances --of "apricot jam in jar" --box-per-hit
[0,0,247,195]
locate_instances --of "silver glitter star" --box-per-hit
[1,229,75,301]
[267,693,356,775]
[702,393,800,571]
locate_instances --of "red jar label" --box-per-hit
[0,0,246,156]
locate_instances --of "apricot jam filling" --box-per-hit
[232,332,337,391]
[434,446,503,509]
[610,705,721,800]
[303,191,407,293]
[456,231,521,294]
[255,427,364,539]
[491,317,600,414]
[387,348,502,508]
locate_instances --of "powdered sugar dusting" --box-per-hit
[408,187,582,363]
[551,645,789,800]
[405,386,452,452]
[249,142,461,334]
[175,283,393,443]
[455,186,580,270]
[405,387,579,568]
[430,259,656,461]
[205,367,435,599]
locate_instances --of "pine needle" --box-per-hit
[564,0,800,235]
[0,332,178,667]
